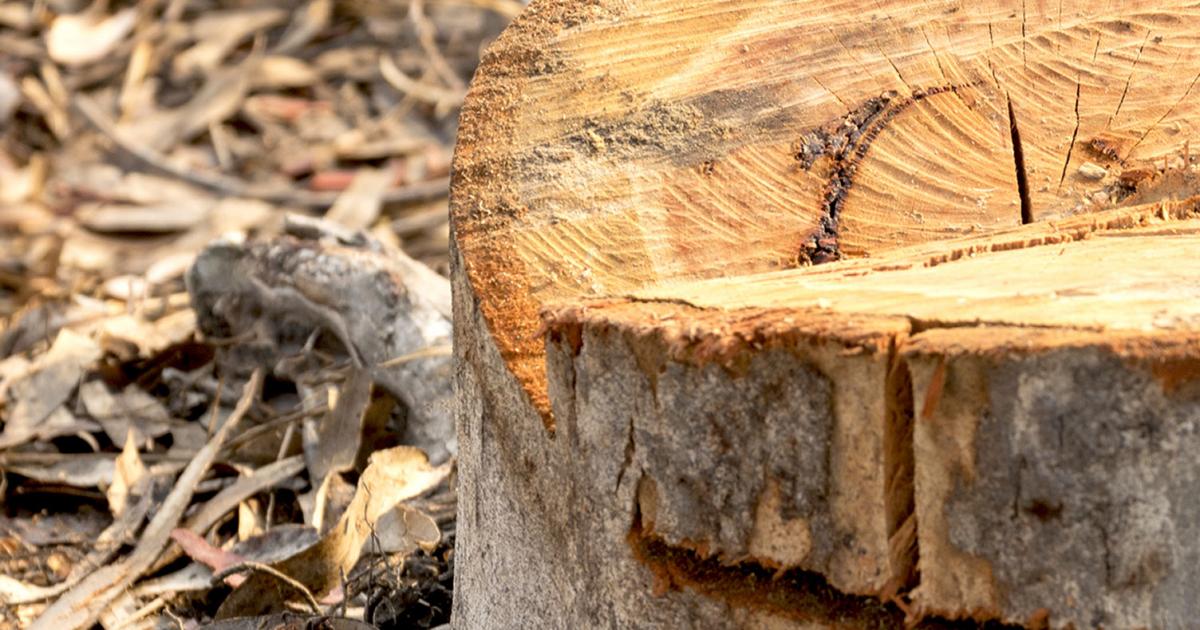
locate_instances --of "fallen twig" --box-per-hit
[30,370,264,630]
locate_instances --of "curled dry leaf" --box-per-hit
[45,9,137,67]
[214,446,448,618]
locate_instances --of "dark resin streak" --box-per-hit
[795,84,970,264]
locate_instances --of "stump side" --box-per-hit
[454,248,754,628]
[907,328,1200,628]
[454,253,922,627]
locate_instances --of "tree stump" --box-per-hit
[449,1,1200,627]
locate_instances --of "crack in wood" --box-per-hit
[794,85,971,264]
[1057,80,1082,191]
[628,484,1028,628]
[1020,0,1028,69]
[884,344,919,599]
[1109,31,1151,128]
[1007,95,1034,225]
[1126,66,1200,160]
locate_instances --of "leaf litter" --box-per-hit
[0,0,519,626]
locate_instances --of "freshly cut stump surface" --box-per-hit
[450,1,1200,627]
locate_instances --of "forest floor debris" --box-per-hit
[0,0,517,626]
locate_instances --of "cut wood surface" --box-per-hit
[450,1,1200,628]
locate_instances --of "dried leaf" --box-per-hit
[304,369,371,484]
[96,310,196,360]
[242,94,331,124]
[119,40,154,119]
[106,432,148,518]
[171,529,246,586]
[144,252,197,286]
[142,455,305,577]
[0,355,32,404]
[251,56,319,89]
[0,329,102,449]
[4,454,114,488]
[0,509,108,547]
[332,126,426,161]
[111,172,209,205]
[45,9,137,66]
[0,70,19,124]
[141,524,319,596]
[313,47,378,81]
[237,499,263,541]
[121,55,259,153]
[76,199,213,234]
[79,381,168,445]
[0,154,46,205]
[172,9,287,79]
[273,0,332,55]
[299,469,355,533]
[323,168,394,231]
[0,4,33,30]
[0,473,169,606]
[210,198,275,236]
[29,371,262,630]
[215,446,448,618]
[374,501,440,554]
[100,275,148,301]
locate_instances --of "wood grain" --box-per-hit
[452,0,1200,422]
